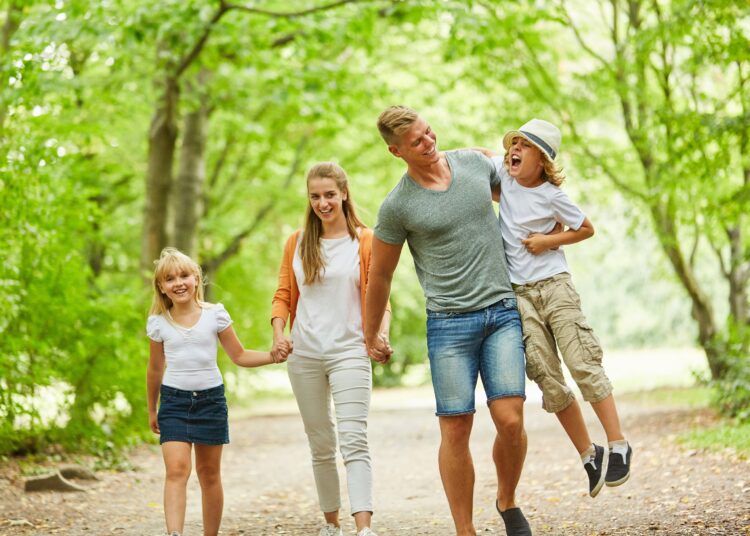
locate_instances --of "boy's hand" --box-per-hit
[271,337,293,363]
[522,233,552,255]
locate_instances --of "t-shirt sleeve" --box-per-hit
[146,315,163,342]
[490,155,511,190]
[374,197,407,245]
[550,187,586,230]
[214,303,233,332]
[486,154,504,189]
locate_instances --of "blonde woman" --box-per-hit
[271,162,391,536]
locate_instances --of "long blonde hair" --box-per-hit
[149,247,205,315]
[300,162,365,285]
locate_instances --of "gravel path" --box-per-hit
[1,387,748,535]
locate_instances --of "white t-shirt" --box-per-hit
[290,235,366,359]
[146,303,232,390]
[492,156,585,285]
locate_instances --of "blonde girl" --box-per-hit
[147,247,289,536]
[271,162,391,536]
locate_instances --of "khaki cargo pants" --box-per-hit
[514,272,612,413]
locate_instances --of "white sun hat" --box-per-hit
[502,118,561,162]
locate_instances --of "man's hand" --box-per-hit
[522,233,552,255]
[366,333,393,364]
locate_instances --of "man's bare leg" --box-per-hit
[438,414,476,536]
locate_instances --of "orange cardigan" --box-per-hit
[271,228,388,331]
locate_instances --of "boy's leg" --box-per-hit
[555,399,593,454]
[194,444,224,536]
[162,441,192,535]
[287,355,342,519]
[590,394,624,442]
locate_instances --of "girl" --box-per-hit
[271,162,391,536]
[147,247,290,536]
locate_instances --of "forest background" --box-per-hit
[1,0,748,458]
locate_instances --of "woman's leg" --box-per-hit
[162,441,192,535]
[327,356,373,531]
[195,444,224,536]
[287,355,342,522]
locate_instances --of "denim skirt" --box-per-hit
[157,384,229,445]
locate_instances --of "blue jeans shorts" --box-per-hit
[157,384,229,445]
[426,297,526,416]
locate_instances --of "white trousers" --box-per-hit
[287,354,373,515]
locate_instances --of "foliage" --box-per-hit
[680,420,750,460]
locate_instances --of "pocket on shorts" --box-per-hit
[574,320,603,364]
[522,333,545,382]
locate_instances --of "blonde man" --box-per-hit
[365,106,532,536]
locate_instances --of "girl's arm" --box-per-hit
[522,217,595,255]
[147,340,166,434]
[218,325,282,368]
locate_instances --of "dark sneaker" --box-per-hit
[605,443,632,487]
[584,444,607,497]
[496,501,532,536]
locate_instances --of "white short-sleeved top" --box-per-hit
[290,235,367,359]
[492,156,586,285]
[147,303,233,391]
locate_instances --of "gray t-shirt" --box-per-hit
[374,150,514,312]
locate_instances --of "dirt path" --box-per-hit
[1,387,749,535]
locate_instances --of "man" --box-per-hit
[364,106,532,536]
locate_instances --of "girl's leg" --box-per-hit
[591,394,625,443]
[194,444,224,536]
[162,441,193,534]
[327,356,373,531]
[287,356,341,524]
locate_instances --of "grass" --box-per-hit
[621,385,750,459]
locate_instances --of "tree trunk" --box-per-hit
[172,72,209,257]
[141,76,179,276]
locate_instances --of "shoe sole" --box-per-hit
[590,449,608,498]
[606,471,630,487]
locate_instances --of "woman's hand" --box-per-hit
[271,337,293,363]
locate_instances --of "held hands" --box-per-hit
[366,332,393,364]
[271,337,293,364]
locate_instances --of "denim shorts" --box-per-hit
[426,297,526,416]
[157,384,229,445]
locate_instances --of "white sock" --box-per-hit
[580,444,596,465]
[609,439,629,458]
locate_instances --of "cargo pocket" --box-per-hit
[522,333,545,383]
[574,320,603,364]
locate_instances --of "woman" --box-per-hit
[271,162,391,536]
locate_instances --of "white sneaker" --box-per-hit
[318,524,342,536]
[357,528,377,536]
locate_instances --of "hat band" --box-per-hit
[520,130,556,160]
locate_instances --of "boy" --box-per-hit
[485,118,632,497]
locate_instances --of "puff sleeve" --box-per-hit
[146,315,163,342]
[214,303,233,333]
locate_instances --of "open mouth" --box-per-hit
[511,155,521,166]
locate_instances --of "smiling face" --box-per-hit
[506,136,545,185]
[389,116,440,167]
[308,176,347,226]
[159,266,199,306]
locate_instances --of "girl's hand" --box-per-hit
[149,411,159,435]
[522,233,551,255]
[271,337,293,363]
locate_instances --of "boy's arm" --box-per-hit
[219,325,281,367]
[522,217,594,256]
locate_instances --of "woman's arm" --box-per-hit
[147,340,165,434]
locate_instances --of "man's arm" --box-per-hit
[365,237,403,362]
